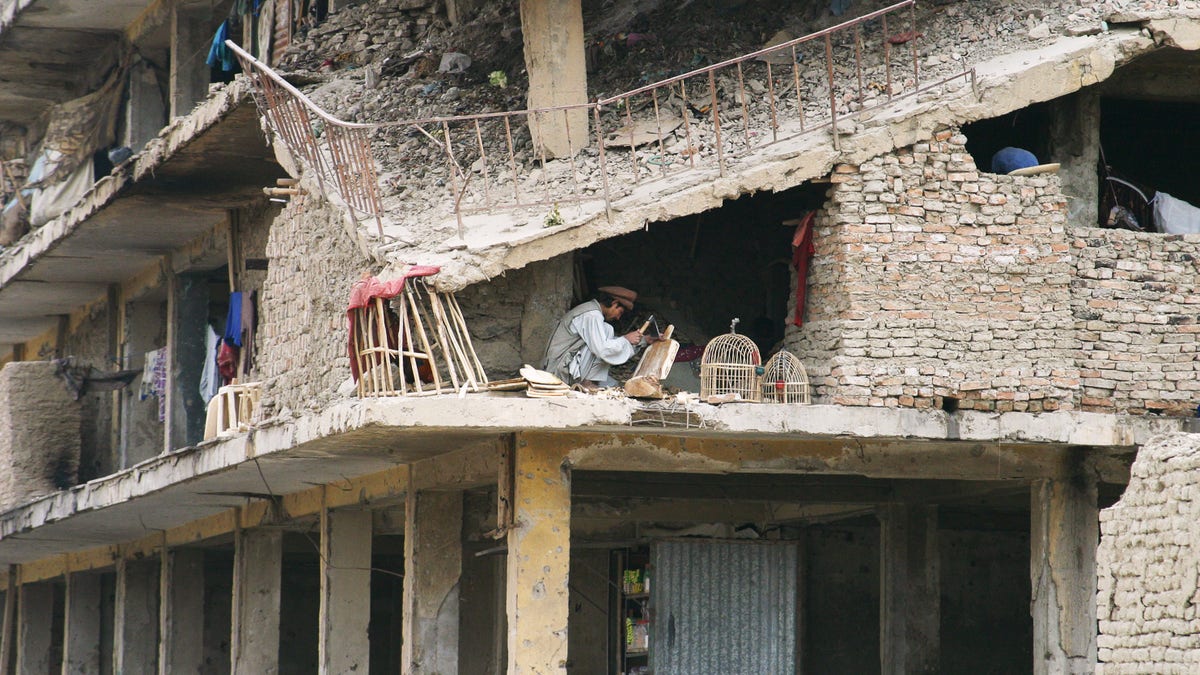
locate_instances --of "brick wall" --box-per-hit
[257,197,373,416]
[1073,231,1200,416]
[1097,433,1200,673]
[790,130,1079,411]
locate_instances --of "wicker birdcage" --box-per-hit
[699,319,763,402]
[760,350,810,404]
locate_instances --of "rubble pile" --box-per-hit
[268,0,1197,247]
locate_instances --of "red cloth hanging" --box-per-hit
[791,212,816,327]
[347,266,441,381]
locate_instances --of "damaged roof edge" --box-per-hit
[0,396,1183,546]
[0,79,256,295]
[413,22,1182,293]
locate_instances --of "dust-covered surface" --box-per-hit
[0,361,80,511]
[262,0,1197,290]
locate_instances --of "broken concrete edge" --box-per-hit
[0,80,256,294]
[131,78,255,183]
[0,394,1182,543]
[376,20,1188,293]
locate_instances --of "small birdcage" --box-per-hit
[760,350,810,404]
[700,319,763,402]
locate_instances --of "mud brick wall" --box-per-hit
[257,198,373,416]
[790,129,1078,411]
[1073,231,1200,416]
[1097,433,1200,673]
[0,361,80,510]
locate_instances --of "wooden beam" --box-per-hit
[0,565,14,675]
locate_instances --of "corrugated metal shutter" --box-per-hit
[651,540,798,675]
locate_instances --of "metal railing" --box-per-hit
[229,0,974,237]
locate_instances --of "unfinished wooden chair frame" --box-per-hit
[351,279,487,397]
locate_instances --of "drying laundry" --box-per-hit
[1152,192,1200,235]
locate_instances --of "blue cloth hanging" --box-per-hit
[223,292,244,347]
[206,20,236,72]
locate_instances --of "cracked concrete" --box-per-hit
[344,18,1193,292]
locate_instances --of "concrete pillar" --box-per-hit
[506,433,570,674]
[63,573,102,675]
[169,3,212,119]
[519,0,588,158]
[171,275,210,449]
[1047,90,1101,229]
[232,529,282,674]
[120,300,166,468]
[878,504,939,675]
[160,549,204,674]
[1031,473,1098,675]
[115,559,159,675]
[16,582,53,675]
[124,58,167,152]
[402,492,462,674]
[319,509,372,675]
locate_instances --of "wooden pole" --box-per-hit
[0,565,16,675]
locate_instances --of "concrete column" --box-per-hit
[519,0,588,158]
[1047,90,1101,229]
[506,433,570,675]
[160,549,204,674]
[1031,473,1098,675]
[878,504,939,675]
[402,492,462,674]
[232,529,282,674]
[16,582,53,675]
[124,58,167,152]
[319,509,372,675]
[63,573,102,675]
[115,559,159,675]
[169,3,212,119]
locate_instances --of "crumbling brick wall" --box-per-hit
[1073,231,1200,416]
[1097,433,1200,673]
[790,129,1078,411]
[257,197,372,415]
[0,361,80,510]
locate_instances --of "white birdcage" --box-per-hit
[699,319,763,402]
[760,350,810,404]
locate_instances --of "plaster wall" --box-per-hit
[62,301,116,480]
[0,361,80,510]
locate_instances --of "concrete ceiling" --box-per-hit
[0,100,280,348]
[0,427,495,564]
[0,0,215,126]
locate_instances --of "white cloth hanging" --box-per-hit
[200,325,221,404]
[1152,192,1200,235]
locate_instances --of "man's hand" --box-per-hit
[623,331,643,346]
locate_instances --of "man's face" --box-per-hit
[601,301,625,322]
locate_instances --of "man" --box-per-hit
[542,286,644,389]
